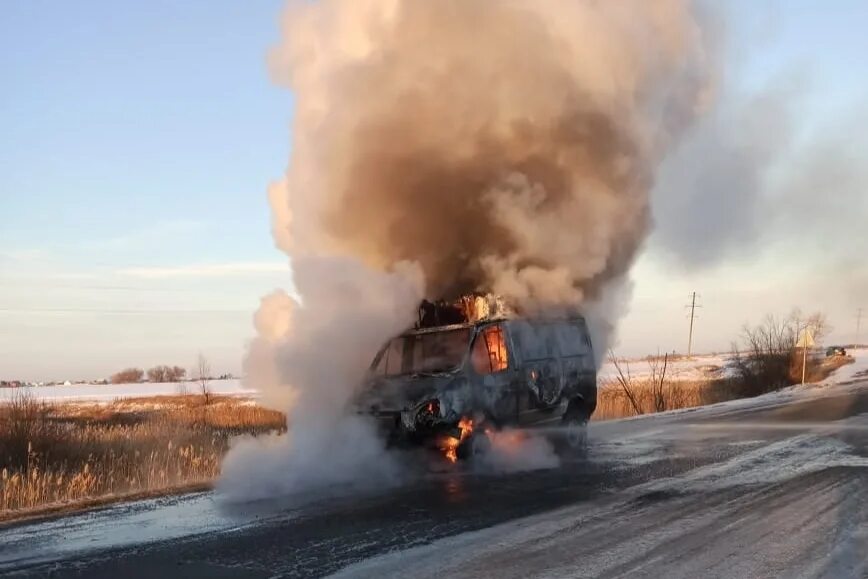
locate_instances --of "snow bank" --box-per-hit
[822,347,868,385]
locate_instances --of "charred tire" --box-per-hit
[559,398,589,454]
[456,430,491,461]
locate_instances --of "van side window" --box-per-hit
[512,321,558,360]
[554,322,589,357]
[471,324,509,375]
[373,338,404,375]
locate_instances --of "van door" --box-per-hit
[508,321,564,427]
[553,319,595,399]
[468,323,517,424]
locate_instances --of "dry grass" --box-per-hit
[0,393,284,519]
[801,354,854,383]
[593,378,736,421]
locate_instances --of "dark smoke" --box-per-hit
[269,0,713,311]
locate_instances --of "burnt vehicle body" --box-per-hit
[355,312,597,456]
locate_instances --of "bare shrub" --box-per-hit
[110,368,144,384]
[648,353,669,413]
[608,351,643,416]
[730,311,830,397]
[195,354,211,406]
[731,314,797,397]
[0,391,60,471]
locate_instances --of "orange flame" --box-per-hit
[439,417,474,463]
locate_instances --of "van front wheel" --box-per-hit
[456,429,491,461]
[561,399,589,453]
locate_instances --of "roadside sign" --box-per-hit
[796,329,815,349]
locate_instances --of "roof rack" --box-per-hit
[416,293,512,329]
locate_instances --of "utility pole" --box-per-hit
[686,292,700,358]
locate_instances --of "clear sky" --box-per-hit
[2,1,867,381]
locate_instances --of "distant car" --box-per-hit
[826,346,847,357]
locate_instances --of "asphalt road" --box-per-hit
[2,384,867,578]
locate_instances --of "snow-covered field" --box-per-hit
[0,379,255,403]
[598,353,734,383]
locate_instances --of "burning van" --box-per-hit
[355,294,597,461]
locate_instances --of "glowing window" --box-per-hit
[471,324,509,375]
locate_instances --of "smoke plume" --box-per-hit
[221,0,714,498]
[269,0,712,312]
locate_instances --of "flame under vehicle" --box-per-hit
[356,295,597,460]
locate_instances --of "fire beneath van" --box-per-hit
[438,417,475,463]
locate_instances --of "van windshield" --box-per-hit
[373,328,471,376]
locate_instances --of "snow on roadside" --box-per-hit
[0,379,256,404]
[822,347,868,385]
[598,353,734,384]
[649,427,868,492]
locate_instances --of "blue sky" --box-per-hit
[1,1,292,380]
[2,1,867,381]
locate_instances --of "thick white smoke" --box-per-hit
[219,257,422,499]
[221,0,713,498]
[479,430,561,473]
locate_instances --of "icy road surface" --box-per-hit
[2,352,867,578]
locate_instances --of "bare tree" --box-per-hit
[110,368,144,384]
[146,365,187,383]
[164,366,185,382]
[804,312,831,344]
[731,314,799,397]
[195,353,212,406]
[146,365,168,383]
